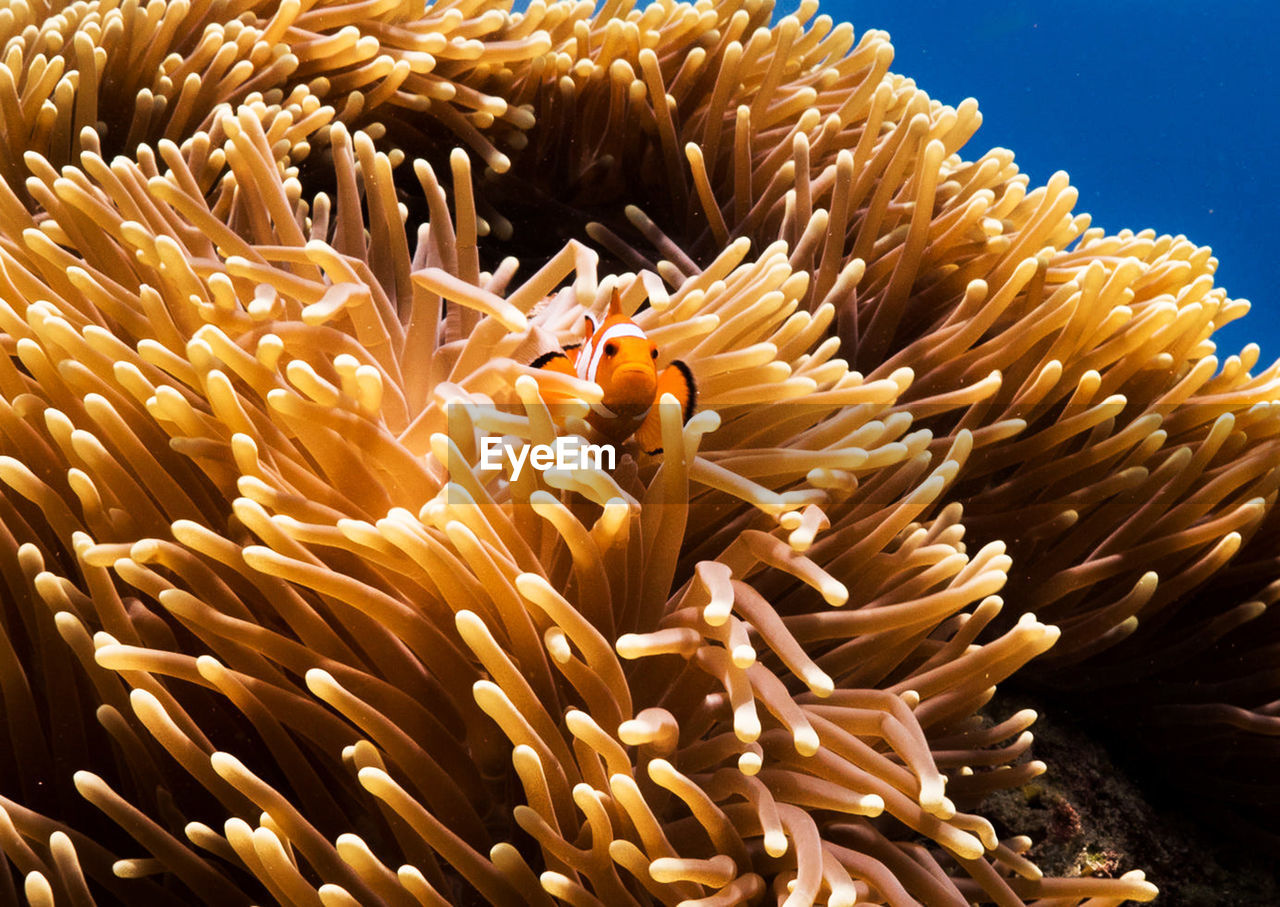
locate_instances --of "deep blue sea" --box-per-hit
[796,1,1280,364]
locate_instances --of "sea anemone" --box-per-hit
[0,0,1271,904]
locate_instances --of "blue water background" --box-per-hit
[790,1,1280,364]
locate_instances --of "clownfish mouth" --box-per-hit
[609,362,658,383]
[603,366,658,413]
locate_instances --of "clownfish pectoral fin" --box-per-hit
[660,360,697,421]
[635,360,696,454]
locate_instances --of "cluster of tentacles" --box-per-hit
[0,0,1273,904]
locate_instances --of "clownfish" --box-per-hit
[531,290,696,454]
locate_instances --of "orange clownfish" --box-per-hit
[531,290,695,454]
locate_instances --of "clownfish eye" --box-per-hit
[604,342,618,356]
[650,348,658,359]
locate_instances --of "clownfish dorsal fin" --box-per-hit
[582,313,597,341]
[607,287,624,320]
